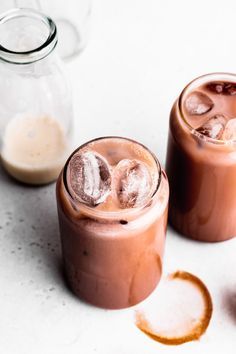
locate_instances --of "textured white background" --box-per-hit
[1,0,236,353]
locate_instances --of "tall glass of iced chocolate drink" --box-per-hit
[166,73,236,242]
[56,137,169,309]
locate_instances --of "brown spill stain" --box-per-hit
[135,270,213,345]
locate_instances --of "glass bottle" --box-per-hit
[0,8,73,184]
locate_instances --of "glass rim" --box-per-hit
[0,8,57,64]
[62,136,163,220]
[178,72,236,146]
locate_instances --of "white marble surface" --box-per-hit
[1,0,236,353]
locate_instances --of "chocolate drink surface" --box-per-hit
[166,73,236,242]
[56,137,169,309]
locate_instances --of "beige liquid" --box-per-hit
[1,115,69,185]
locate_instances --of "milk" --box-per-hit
[1,115,69,184]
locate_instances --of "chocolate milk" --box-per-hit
[56,137,169,309]
[166,73,236,242]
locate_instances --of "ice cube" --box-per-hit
[67,151,111,206]
[206,81,224,94]
[185,91,214,115]
[206,81,236,96]
[196,114,226,139]
[113,159,153,209]
[224,83,236,96]
[222,118,236,141]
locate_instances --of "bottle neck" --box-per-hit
[0,8,57,65]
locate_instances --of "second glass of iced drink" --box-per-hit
[166,73,236,242]
[56,137,169,309]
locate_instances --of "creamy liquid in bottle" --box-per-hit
[1,115,69,184]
